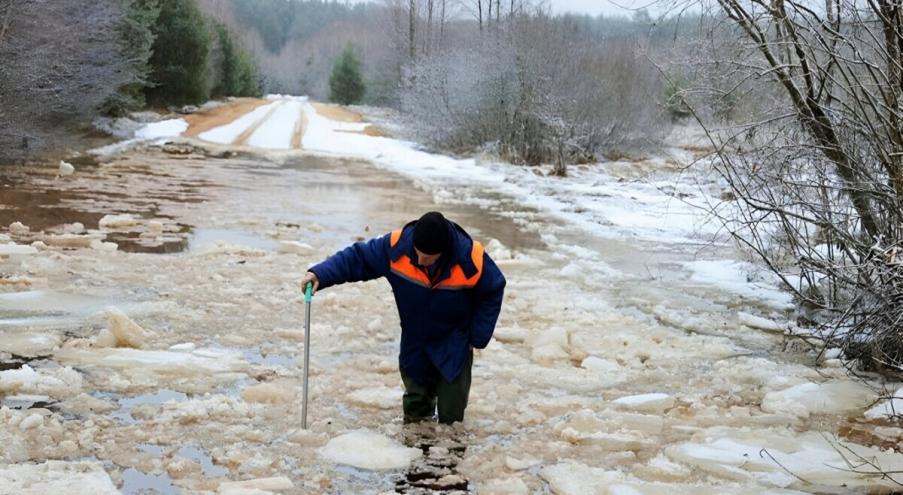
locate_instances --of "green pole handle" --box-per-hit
[304,282,313,302]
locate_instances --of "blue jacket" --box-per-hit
[309,220,506,385]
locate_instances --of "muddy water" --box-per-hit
[0,140,898,494]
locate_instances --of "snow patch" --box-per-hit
[680,260,793,309]
[864,387,903,419]
[134,118,188,139]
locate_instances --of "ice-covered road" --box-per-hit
[2,96,903,494]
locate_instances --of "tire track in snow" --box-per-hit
[291,106,306,149]
[233,100,286,146]
[196,100,282,145]
[246,98,305,149]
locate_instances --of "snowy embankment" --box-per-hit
[299,99,716,246]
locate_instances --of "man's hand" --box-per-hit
[300,271,320,294]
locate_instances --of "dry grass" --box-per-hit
[311,102,386,137]
[311,102,362,122]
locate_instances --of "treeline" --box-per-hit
[0,0,261,162]
[227,0,378,54]
[391,5,703,169]
[108,0,261,115]
[197,0,396,101]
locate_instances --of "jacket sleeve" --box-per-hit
[468,253,506,348]
[309,234,391,290]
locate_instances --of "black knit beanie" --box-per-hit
[413,211,450,255]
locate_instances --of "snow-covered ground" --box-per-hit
[2,95,902,493]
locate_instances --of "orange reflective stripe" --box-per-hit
[436,241,484,290]
[389,237,484,290]
[390,255,431,287]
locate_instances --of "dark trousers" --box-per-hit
[400,351,473,424]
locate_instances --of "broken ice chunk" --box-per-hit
[480,477,529,495]
[346,386,404,409]
[277,241,314,255]
[493,326,528,344]
[540,462,624,494]
[505,456,541,471]
[0,243,38,256]
[18,413,43,430]
[98,214,140,230]
[738,311,783,332]
[0,364,83,397]
[581,356,621,372]
[241,380,296,404]
[58,161,75,177]
[612,393,675,414]
[103,307,148,349]
[761,381,875,418]
[0,461,119,494]
[169,343,197,352]
[319,429,421,470]
[9,222,30,236]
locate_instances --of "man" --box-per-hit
[300,211,506,424]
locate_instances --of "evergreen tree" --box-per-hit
[212,22,260,98]
[101,0,160,116]
[145,0,210,106]
[328,45,365,105]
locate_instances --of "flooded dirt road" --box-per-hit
[3,100,903,494]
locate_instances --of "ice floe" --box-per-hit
[319,429,422,470]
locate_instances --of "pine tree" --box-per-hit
[145,0,210,106]
[101,0,160,116]
[328,45,365,105]
[212,22,260,98]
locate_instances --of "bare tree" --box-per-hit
[682,0,903,375]
[0,0,134,162]
[400,13,668,167]
[409,0,416,59]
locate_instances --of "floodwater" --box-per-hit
[1,136,902,494]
